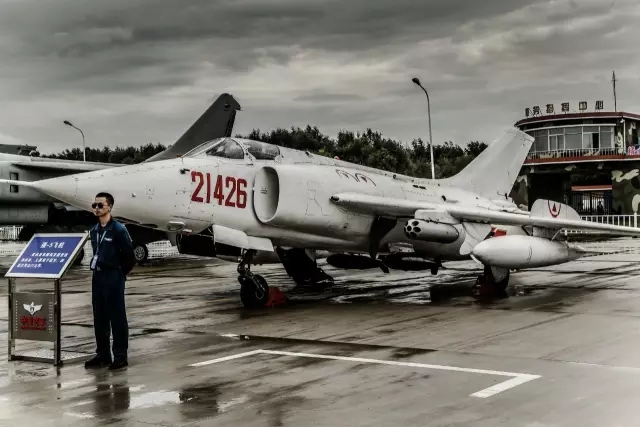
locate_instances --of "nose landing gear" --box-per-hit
[237,250,270,308]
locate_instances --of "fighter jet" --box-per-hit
[4,127,640,308]
[0,93,241,264]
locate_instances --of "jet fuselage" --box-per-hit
[27,137,504,262]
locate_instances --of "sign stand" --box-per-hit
[6,232,92,366]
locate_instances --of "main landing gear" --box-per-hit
[472,265,510,297]
[276,247,334,290]
[237,250,270,308]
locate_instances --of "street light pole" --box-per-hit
[411,77,435,179]
[63,120,86,162]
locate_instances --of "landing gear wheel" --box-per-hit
[237,250,271,308]
[239,274,270,308]
[472,265,510,297]
[133,242,149,264]
[486,265,510,292]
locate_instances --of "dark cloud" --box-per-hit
[0,0,638,154]
[1,0,544,75]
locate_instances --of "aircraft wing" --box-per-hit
[330,192,640,236]
[0,153,118,173]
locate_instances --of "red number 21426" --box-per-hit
[191,171,247,208]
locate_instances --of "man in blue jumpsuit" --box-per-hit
[84,192,135,370]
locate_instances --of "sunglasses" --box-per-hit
[91,203,108,209]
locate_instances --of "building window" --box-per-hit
[599,126,613,148]
[9,172,18,193]
[533,129,548,152]
[564,127,582,150]
[549,128,564,151]
[582,126,599,149]
[528,125,616,153]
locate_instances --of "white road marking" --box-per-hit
[189,349,541,398]
[188,350,263,367]
[470,375,541,398]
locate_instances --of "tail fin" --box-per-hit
[144,93,241,162]
[442,127,533,199]
[530,199,580,221]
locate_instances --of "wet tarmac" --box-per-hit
[2,238,640,425]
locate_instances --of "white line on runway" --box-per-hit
[188,350,263,367]
[189,349,541,398]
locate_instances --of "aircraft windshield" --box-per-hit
[205,138,244,159]
[182,137,282,161]
[240,140,281,160]
[182,137,225,157]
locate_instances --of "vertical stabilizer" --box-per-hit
[144,93,241,162]
[442,127,533,199]
[530,199,580,221]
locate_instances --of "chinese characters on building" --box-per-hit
[525,101,604,117]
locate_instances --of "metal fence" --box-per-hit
[566,191,612,216]
[527,147,621,161]
[0,226,21,241]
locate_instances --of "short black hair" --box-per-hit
[95,192,114,207]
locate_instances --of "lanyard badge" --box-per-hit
[90,230,106,271]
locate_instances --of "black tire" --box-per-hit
[239,274,270,308]
[133,242,149,264]
[484,265,510,292]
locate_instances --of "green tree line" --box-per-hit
[41,125,487,179]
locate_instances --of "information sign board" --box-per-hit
[5,233,88,279]
[6,232,90,366]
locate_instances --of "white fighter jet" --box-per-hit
[2,127,639,308]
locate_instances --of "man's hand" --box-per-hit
[116,224,136,277]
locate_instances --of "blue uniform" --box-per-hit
[90,218,135,362]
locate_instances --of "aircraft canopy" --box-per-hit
[182,137,281,161]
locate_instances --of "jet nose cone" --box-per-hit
[36,175,79,205]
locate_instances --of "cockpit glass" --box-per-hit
[241,140,280,160]
[205,138,244,159]
[182,137,225,157]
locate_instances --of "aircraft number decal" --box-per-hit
[191,171,247,208]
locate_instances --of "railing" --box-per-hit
[0,226,21,241]
[527,147,622,161]
[580,215,637,228]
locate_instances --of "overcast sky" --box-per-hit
[0,0,636,154]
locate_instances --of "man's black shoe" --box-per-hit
[108,359,128,370]
[85,356,111,369]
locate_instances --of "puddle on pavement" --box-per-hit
[129,390,182,409]
[64,382,249,420]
